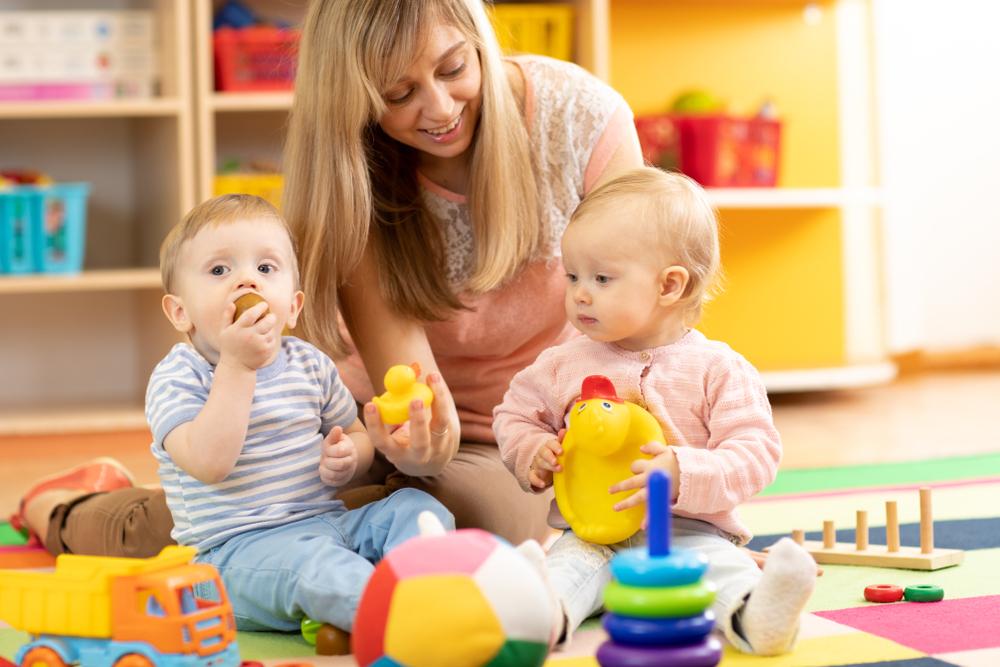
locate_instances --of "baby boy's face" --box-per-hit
[169,217,303,363]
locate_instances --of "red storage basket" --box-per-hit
[213,26,299,92]
[635,114,781,187]
[672,115,781,187]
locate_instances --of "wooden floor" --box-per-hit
[1,369,999,515]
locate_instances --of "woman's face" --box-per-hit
[378,22,483,162]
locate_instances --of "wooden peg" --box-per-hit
[920,487,933,554]
[856,510,868,550]
[886,500,900,552]
[792,529,805,545]
[823,520,835,548]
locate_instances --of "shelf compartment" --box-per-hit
[762,362,898,393]
[211,91,293,112]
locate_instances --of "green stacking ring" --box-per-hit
[904,585,944,602]
[604,580,717,618]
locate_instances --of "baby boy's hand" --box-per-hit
[609,441,678,511]
[219,301,277,371]
[319,426,359,487]
[528,430,565,491]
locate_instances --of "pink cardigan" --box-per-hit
[493,330,781,544]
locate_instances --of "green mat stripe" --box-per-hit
[760,453,1000,496]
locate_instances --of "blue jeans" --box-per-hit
[196,488,454,631]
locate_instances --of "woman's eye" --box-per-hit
[386,88,414,105]
[441,61,466,78]
[210,265,227,276]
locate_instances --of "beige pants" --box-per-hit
[45,443,552,557]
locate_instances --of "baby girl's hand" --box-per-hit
[319,426,359,487]
[528,430,565,491]
[609,441,678,511]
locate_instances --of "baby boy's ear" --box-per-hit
[161,294,193,334]
[286,290,306,329]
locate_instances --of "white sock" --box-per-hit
[738,537,817,655]
[515,539,569,649]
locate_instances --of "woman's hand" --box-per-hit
[363,372,459,476]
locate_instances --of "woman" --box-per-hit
[14,0,643,555]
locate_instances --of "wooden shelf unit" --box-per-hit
[0,0,193,435]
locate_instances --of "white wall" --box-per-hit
[872,0,1000,352]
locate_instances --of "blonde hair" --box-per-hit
[160,194,293,293]
[571,167,721,323]
[283,0,540,358]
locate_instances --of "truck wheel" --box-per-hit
[20,647,67,667]
[113,656,154,667]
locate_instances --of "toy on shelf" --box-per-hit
[788,487,964,570]
[372,363,434,426]
[597,470,722,667]
[352,512,554,667]
[554,375,662,545]
[233,292,291,335]
[0,545,241,667]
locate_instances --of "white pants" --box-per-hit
[546,517,760,652]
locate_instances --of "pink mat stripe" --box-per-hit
[815,595,1000,654]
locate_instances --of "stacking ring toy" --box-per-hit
[596,635,722,667]
[602,611,715,646]
[604,580,716,618]
[864,584,904,603]
[611,547,708,587]
[904,585,944,602]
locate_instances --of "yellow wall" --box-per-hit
[610,0,846,368]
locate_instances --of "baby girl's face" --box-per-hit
[561,213,672,351]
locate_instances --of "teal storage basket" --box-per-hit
[0,182,89,274]
[0,187,42,274]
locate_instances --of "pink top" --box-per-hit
[338,56,635,444]
[492,330,782,544]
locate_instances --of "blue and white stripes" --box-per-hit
[146,338,356,551]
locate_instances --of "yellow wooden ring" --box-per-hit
[603,580,716,618]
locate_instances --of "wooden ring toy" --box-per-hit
[603,580,716,618]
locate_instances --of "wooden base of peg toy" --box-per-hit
[796,541,963,570]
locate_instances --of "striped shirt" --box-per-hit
[146,338,357,551]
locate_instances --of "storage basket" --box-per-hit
[214,173,284,211]
[213,27,299,92]
[490,4,574,62]
[0,182,89,274]
[671,115,781,187]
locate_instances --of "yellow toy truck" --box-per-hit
[0,546,240,667]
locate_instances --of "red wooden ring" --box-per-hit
[864,584,904,603]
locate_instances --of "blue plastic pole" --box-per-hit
[648,469,670,556]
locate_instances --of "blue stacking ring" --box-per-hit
[596,636,723,667]
[611,546,708,587]
[602,611,716,646]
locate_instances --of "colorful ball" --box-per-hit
[353,528,554,667]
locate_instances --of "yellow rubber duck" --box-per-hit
[373,363,434,425]
[554,375,666,545]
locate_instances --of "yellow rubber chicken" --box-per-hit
[554,375,666,545]
[373,363,434,425]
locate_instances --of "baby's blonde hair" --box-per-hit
[159,194,295,293]
[570,167,721,323]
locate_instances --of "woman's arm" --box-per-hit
[340,249,460,476]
